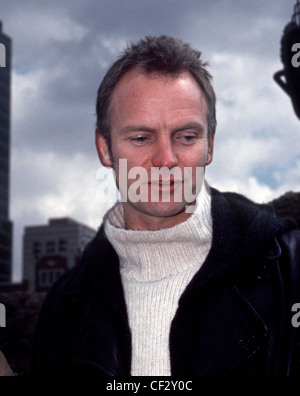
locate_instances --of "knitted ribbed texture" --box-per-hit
[104,181,212,376]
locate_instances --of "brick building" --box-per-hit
[23,217,96,293]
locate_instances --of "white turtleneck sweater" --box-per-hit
[104,181,213,376]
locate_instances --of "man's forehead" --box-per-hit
[109,67,207,115]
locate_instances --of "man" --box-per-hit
[32,36,300,376]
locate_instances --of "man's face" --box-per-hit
[96,68,215,230]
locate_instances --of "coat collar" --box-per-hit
[182,188,295,293]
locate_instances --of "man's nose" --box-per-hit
[151,141,179,168]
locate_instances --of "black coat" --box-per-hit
[32,189,300,376]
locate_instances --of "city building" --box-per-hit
[23,217,97,293]
[0,21,13,283]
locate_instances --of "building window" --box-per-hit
[46,241,55,253]
[39,269,65,287]
[41,272,47,285]
[33,241,41,259]
[55,270,63,280]
[59,239,67,252]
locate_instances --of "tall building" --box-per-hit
[23,217,96,293]
[0,22,13,283]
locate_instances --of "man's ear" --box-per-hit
[95,129,113,167]
[205,132,215,165]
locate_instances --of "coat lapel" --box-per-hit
[170,282,268,376]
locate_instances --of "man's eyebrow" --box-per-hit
[173,122,205,134]
[120,122,205,134]
[120,125,156,134]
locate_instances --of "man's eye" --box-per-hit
[131,136,149,144]
[180,134,197,143]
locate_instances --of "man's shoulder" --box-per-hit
[210,187,298,231]
[211,187,274,213]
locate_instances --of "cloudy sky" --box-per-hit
[0,0,299,281]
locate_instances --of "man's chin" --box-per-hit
[128,200,190,219]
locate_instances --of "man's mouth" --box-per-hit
[151,181,174,185]
[148,180,181,193]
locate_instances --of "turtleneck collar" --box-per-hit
[104,181,213,281]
